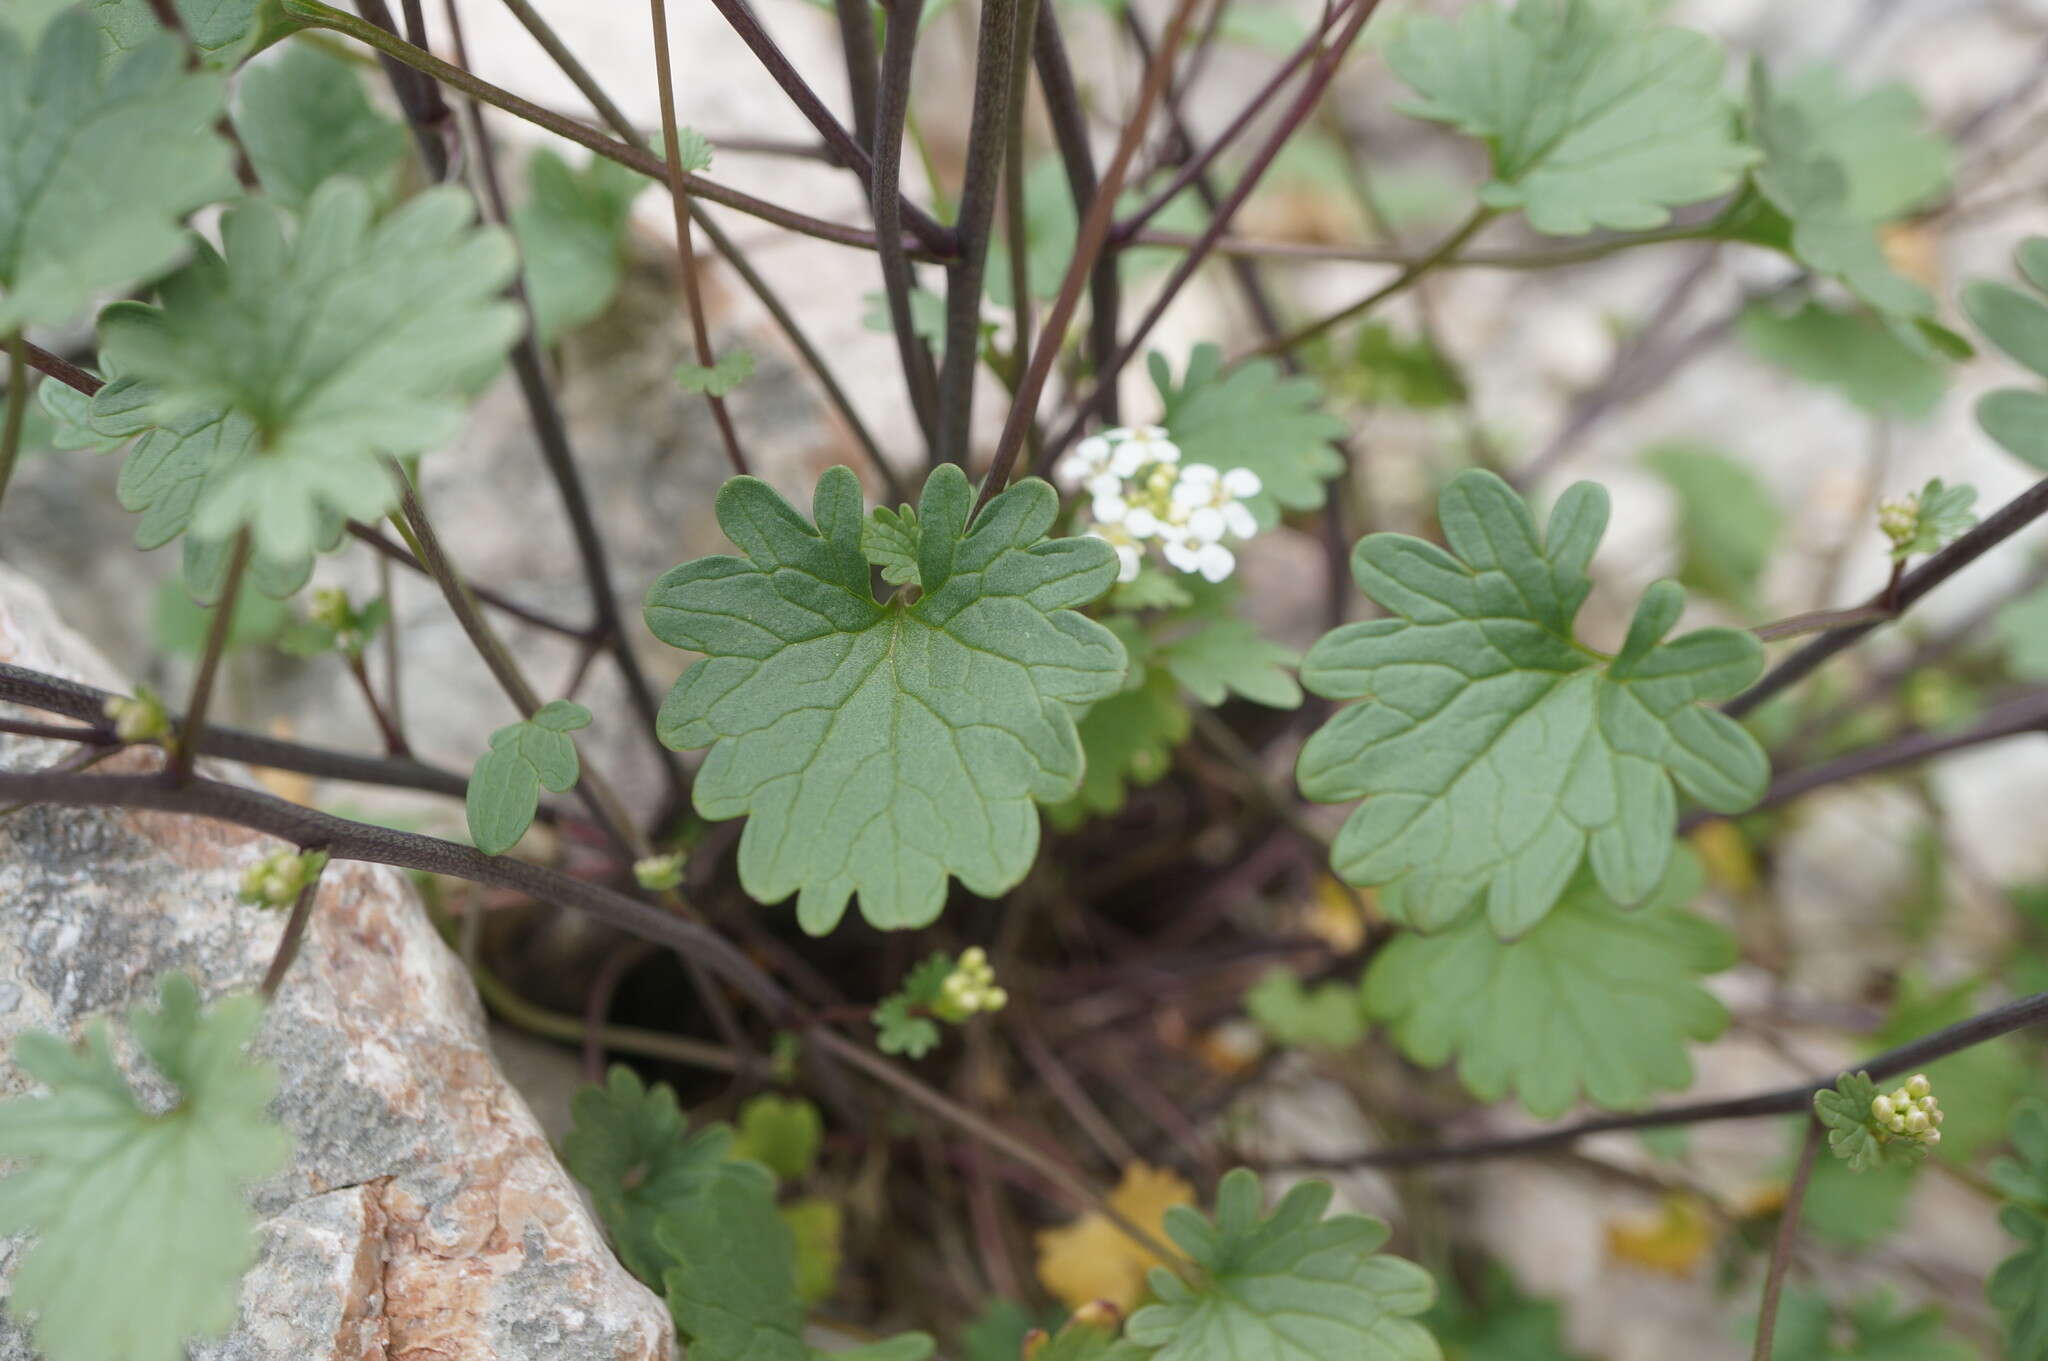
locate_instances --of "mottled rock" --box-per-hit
[0,566,671,1360]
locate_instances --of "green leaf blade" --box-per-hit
[646,465,1128,933]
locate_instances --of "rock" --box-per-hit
[0,565,671,1360]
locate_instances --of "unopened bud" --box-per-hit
[1905,1108,1931,1134]
[1906,1073,1932,1100]
[102,686,170,744]
[634,853,685,892]
[1872,1095,1895,1122]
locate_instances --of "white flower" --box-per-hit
[1195,542,1235,582]
[1085,471,1122,502]
[1222,466,1262,499]
[1222,501,1259,540]
[1161,537,1201,574]
[1056,435,1112,490]
[1092,493,1129,524]
[1114,543,1142,580]
[1124,507,1162,539]
[1185,505,1225,543]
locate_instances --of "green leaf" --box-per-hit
[96,176,522,562]
[1763,1290,1977,1361]
[1152,343,1344,529]
[677,347,757,398]
[673,126,714,174]
[1642,443,1784,608]
[152,573,290,655]
[512,147,648,343]
[1338,324,1468,410]
[1969,239,2048,469]
[0,10,235,329]
[1046,666,1191,829]
[1991,1100,2048,1209]
[90,0,261,68]
[1993,1206,2048,1361]
[1815,1071,1929,1174]
[1802,1141,1917,1248]
[1425,1263,1587,1361]
[1160,618,1302,709]
[0,974,291,1361]
[1298,469,1769,936]
[233,41,406,210]
[561,1065,757,1287]
[732,1094,823,1183]
[1245,969,1366,1052]
[659,1145,933,1361]
[1883,478,1975,562]
[1126,1170,1439,1361]
[465,701,590,855]
[1739,64,1952,336]
[1363,853,1732,1115]
[781,1196,843,1306]
[1386,0,1754,235]
[34,377,115,452]
[1738,301,1946,420]
[871,995,941,1059]
[862,501,924,587]
[644,464,1127,933]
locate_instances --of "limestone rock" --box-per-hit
[0,564,672,1360]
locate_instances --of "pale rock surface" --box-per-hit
[0,566,671,1360]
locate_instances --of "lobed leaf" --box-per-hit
[1151,344,1343,528]
[645,463,1127,933]
[1297,469,1768,937]
[233,42,407,211]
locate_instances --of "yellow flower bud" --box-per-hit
[1906,1073,1931,1100]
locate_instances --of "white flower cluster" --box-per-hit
[1872,1072,1944,1147]
[1056,425,1261,584]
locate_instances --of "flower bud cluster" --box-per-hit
[932,946,1007,1023]
[102,685,170,744]
[1055,425,1261,584]
[1871,1072,1943,1147]
[634,853,685,892]
[238,847,329,909]
[1877,496,1920,552]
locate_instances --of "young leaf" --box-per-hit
[1244,968,1366,1052]
[871,995,942,1059]
[1968,239,2048,471]
[677,348,758,397]
[1047,667,1191,829]
[862,502,924,586]
[1642,443,1784,609]
[1991,1100,2048,1209]
[1994,1206,2048,1360]
[0,974,291,1361]
[465,701,590,855]
[1362,854,1733,1116]
[233,42,407,210]
[644,464,1127,933]
[1815,1071,1929,1174]
[1739,65,1954,341]
[1151,344,1344,529]
[1880,479,1975,562]
[0,10,235,330]
[96,176,522,563]
[1386,0,1754,235]
[732,1094,824,1183]
[1297,469,1769,936]
[561,1065,756,1286]
[511,148,648,343]
[1737,301,1945,421]
[1160,618,1303,709]
[1125,1170,1439,1361]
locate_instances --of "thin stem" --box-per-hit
[1751,602,1895,642]
[873,0,943,452]
[980,0,1204,510]
[344,651,409,757]
[699,0,952,252]
[464,941,738,1074]
[0,333,27,508]
[346,521,589,640]
[937,0,1025,466]
[0,661,472,801]
[490,0,900,496]
[649,0,751,476]
[1112,0,1354,240]
[1126,223,1712,269]
[1273,989,2048,1170]
[1752,1119,1822,1361]
[1244,204,1495,358]
[260,851,330,998]
[377,553,406,750]
[833,0,880,152]
[169,529,251,786]
[1033,4,1119,422]
[1044,0,1388,462]
[357,0,452,178]
[280,1,936,258]
[1728,473,2048,719]
[1684,688,2048,831]
[0,767,791,1016]
[20,340,102,398]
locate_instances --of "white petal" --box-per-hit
[1150,438,1182,464]
[1197,543,1235,582]
[1135,424,1169,440]
[1163,539,1200,571]
[1086,472,1123,501]
[1109,442,1147,477]
[1076,434,1111,463]
[1093,494,1129,523]
[1223,503,1259,540]
[1125,508,1162,538]
[1180,462,1219,487]
[1186,506,1225,542]
[1222,466,1262,498]
[1115,544,1143,581]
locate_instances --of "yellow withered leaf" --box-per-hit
[1605,1194,1715,1277]
[1035,1163,1193,1312]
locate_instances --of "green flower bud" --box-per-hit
[634,853,685,892]
[102,685,171,744]
[1906,1073,1931,1100]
